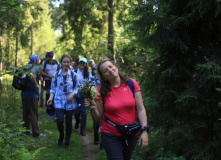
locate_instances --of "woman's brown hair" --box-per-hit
[60,54,72,69]
[97,59,128,97]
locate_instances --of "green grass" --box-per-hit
[0,75,107,159]
[32,107,84,160]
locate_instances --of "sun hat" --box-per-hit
[46,106,56,120]
[79,57,87,63]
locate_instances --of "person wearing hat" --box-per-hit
[22,54,46,138]
[88,59,97,76]
[74,57,92,136]
[39,51,60,110]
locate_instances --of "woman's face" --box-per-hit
[79,61,86,69]
[62,57,70,70]
[99,61,119,81]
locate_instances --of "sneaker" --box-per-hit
[34,134,46,138]
[64,141,69,148]
[57,135,64,146]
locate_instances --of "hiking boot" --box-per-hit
[74,122,79,129]
[80,127,86,136]
[64,141,69,148]
[94,134,99,145]
[94,139,99,145]
[25,131,32,135]
[57,135,64,146]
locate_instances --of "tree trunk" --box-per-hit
[31,22,33,55]
[108,0,114,61]
[75,26,83,55]
[15,31,19,67]
[0,34,3,121]
[6,29,10,70]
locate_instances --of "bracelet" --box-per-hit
[140,126,151,134]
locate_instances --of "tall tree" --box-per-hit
[108,0,114,60]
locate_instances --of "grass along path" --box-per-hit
[31,106,106,160]
[74,129,99,160]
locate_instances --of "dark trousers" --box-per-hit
[45,80,52,107]
[22,98,39,137]
[73,96,87,128]
[40,81,45,107]
[90,110,102,140]
[55,108,74,142]
[101,132,138,160]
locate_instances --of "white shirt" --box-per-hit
[41,60,59,80]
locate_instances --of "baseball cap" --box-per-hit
[79,57,87,63]
[88,59,94,64]
[47,51,54,57]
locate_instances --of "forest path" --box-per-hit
[82,130,99,160]
[73,118,100,160]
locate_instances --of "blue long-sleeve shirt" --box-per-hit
[50,69,78,110]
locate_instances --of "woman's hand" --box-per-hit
[138,131,149,150]
[84,98,96,109]
[67,93,74,102]
[47,99,53,106]
[35,84,39,89]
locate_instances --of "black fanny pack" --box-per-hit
[104,116,141,136]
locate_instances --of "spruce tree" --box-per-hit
[130,0,221,159]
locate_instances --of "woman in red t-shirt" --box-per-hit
[85,59,149,160]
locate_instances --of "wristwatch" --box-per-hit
[140,126,151,134]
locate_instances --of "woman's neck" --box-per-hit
[62,68,68,75]
[79,68,84,72]
[109,75,121,87]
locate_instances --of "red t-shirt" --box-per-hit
[96,79,141,136]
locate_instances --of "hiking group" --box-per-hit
[15,52,150,160]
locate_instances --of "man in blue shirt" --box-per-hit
[22,54,46,138]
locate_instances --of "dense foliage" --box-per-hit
[129,0,221,159]
[1,0,221,159]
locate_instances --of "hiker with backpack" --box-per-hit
[21,54,46,138]
[39,51,60,109]
[73,57,92,136]
[47,54,78,148]
[84,59,150,160]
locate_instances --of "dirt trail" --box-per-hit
[81,131,99,160]
[73,117,99,160]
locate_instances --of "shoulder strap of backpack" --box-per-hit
[43,59,48,71]
[128,78,134,97]
[71,70,77,88]
[54,71,59,87]
[101,78,134,105]
[56,63,61,71]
